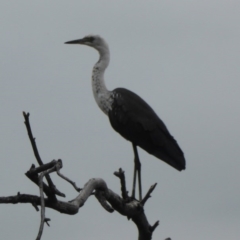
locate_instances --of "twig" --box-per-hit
[55,160,81,192]
[32,202,39,212]
[114,168,129,200]
[141,183,157,206]
[26,162,65,199]
[44,218,51,227]
[150,220,159,232]
[23,112,65,198]
[37,165,58,240]
[37,172,46,240]
[23,112,43,166]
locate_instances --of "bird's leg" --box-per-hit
[131,155,137,199]
[132,144,142,201]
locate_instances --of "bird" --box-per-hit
[65,35,186,200]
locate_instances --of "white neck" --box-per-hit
[92,46,113,115]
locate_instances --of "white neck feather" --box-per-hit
[92,46,113,115]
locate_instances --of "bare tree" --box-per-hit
[0,112,171,240]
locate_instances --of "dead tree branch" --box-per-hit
[0,173,159,240]
[23,111,65,198]
[0,112,171,240]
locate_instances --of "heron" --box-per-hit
[65,35,186,200]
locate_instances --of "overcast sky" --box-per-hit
[0,1,240,239]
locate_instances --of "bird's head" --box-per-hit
[65,35,109,53]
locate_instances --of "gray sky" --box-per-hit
[0,1,240,239]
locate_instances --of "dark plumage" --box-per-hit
[65,34,186,200]
[109,88,185,171]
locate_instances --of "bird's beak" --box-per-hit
[65,38,86,44]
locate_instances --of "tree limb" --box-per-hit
[23,112,64,198]
[1,173,159,240]
[0,112,171,239]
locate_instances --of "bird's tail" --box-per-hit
[153,143,186,171]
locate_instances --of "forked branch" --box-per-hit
[0,112,169,240]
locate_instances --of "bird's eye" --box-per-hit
[87,37,95,42]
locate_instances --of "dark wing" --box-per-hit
[108,88,186,171]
